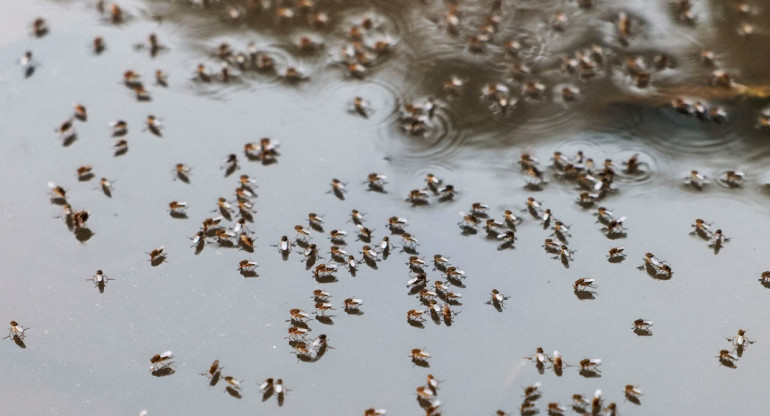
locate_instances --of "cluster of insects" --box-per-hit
[14,1,770,415]
[718,329,755,368]
[496,383,626,416]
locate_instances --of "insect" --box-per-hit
[528,347,548,367]
[728,329,753,348]
[239,233,255,251]
[364,408,387,416]
[573,278,597,291]
[5,321,29,340]
[547,402,566,415]
[288,308,311,323]
[202,359,221,381]
[48,182,67,200]
[222,154,238,172]
[490,289,510,306]
[624,385,642,398]
[303,213,324,228]
[607,246,626,261]
[259,378,274,394]
[323,179,347,198]
[286,326,310,340]
[579,358,602,372]
[555,244,575,262]
[550,350,564,372]
[438,184,457,200]
[329,229,347,244]
[718,349,738,366]
[709,229,728,247]
[313,264,337,278]
[366,173,387,190]
[87,269,114,292]
[223,376,242,390]
[407,309,427,322]
[361,246,378,261]
[155,70,168,86]
[410,348,431,363]
[604,216,627,236]
[343,297,363,311]
[295,225,311,241]
[523,381,542,400]
[168,201,187,215]
[147,246,166,263]
[149,351,174,371]
[633,319,653,333]
[312,289,331,302]
[444,266,466,280]
[684,170,707,189]
[352,96,370,117]
[238,260,258,272]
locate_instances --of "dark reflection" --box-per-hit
[604,230,627,240]
[333,188,345,200]
[578,369,601,378]
[225,387,242,399]
[277,392,285,407]
[309,223,323,233]
[314,275,338,284]
[261,389,274,402]
[446,278,465,288]
[367,184,387,193]
[209,371,221,387]
[219,208,233,221]
[560,257,570,269]
[608,256,625,264]
[296,354,313,363]
[176,172,190,183]
[12,335,26,349]
[712,240,723,255]
[101,186,112,198]
[572,405,588,415]
[25,66,35,78]
[114,146,128,157]
[344,309,364,316]
[459,226,477,235]
[148,125,162,137]
[573,290,595,300]
[625,394,641,405]
[553,367,563,377]
[240,270,258,278]
[170,212,188,219]
[224,164,238,177]
[633,328,653,337]
[759,279,770,289]
[151,367,175,377]
[491,301,503,313]
[408,320,425,329]
[411,358,430,368]
[691,228,710,241]
[363,258,378,270]
[316,315,335,325]
[78,173,94,182]
[194,241,205,255]
[62,134,78,147]
[150,256,167,267]
[304,257,316,269]
[74,228,94,242]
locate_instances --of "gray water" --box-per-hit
[2,0,770,415]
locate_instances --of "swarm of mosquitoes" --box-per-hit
[14,0,770,415]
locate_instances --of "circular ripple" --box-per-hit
[377,96,468,163]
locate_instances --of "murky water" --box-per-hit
[2,0,770,415]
